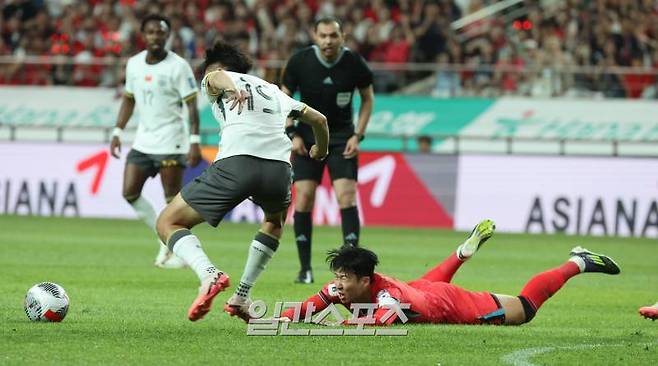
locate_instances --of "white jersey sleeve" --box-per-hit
[175,60,198,101]
[124,58,135,97]
[276,88,307,119]
[200,72,218,104]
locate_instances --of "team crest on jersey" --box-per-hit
[376,289,398,307]
[336,92,351,107]
[327,283,340,297]
[144,75,152,82]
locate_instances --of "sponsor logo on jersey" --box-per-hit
[336,92,351,107]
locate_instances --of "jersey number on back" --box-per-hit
[241,78,275,115]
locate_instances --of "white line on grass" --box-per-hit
[501,342,658,366]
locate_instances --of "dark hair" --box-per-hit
[140,14,171,32]
[417,135,433,144]
[203,40,253,74]
[326,246,378,278]
[314,16,343,33]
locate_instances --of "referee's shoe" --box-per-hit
[294,269,314,284]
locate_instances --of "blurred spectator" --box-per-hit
[433,53,461,98]
[417,135,433,154]
[0,0,655,99]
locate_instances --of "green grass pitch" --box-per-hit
[1,215,657,365]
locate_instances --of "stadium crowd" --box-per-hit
[2,0,658,97]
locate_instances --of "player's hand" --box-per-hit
[309,144,328,161]
[225,89,248,114]
[110,136,121,158]
[343,135,360,159]
[187,143,201,167]
[292,136,308,156]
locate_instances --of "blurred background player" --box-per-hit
[639,302,658,320]
[278,220,621,326]
[109,14,201,269]
[417,135,433,154]
[281,17,374,284]
[155,40,329,322]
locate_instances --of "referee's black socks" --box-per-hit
[341,206,360,247]
[293,211,312,271]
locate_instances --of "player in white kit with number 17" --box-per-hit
[155,40,330,322]
[110,14,201,269]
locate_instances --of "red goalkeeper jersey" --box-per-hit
[281,273,500,325]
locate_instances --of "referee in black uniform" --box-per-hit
[281,17,374,284]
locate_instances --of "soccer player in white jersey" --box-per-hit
[155,40,330,322]
[110,14,201,269]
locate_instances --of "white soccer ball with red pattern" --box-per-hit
[24,282,69,322]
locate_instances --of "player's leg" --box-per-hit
[419,219,495,283]
[155,157,186,268]
[123,150,158,225]
[292,152,324,284]
[225,158,292,321]
[156,157,249,321]
[123,149,177,268]
[156,193,207,274]
[639,302,658,320]
[225,210,286,321]
[156,193,229,321]
[332,178,359,244]
[497,246,621,325]
[327,146,360,247]
[123,150,163,265]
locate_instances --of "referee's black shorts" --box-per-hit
[292,144,358,183]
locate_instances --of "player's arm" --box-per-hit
[281,62,306,156]
[279,284,338,321]
[110,94,135,159]
[203,69,248,114]
[355,85,374,141]
[343,288,402,326]
[294,105,329,161]
[111,59,136,159]
[176,62,202,167]
[343,85,374,159]
[185,95,201,167]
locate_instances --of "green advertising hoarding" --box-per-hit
[200,95,494,151]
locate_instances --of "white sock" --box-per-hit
[171,234,218,282]
[156,240,169,258]
[129,196,158,231]
[236,240,275,299]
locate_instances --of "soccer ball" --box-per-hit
[24,282,69,322]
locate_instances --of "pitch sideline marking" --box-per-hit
[501,341,658,366]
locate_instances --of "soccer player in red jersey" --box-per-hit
[278,219,621,326]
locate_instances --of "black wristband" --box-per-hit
[285,125,297,140]
[354,133,365,142]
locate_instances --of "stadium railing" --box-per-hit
[1,55,656,98]
[2,125,657,158]
[2,56,658,157]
